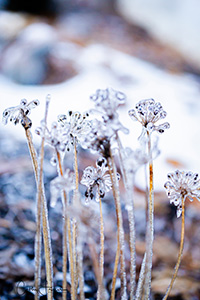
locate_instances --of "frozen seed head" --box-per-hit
[2,99,39,128]
[128,98,170,138]
[164,170,200,218]
[90,88,129,134]
[57,110,91,146]
[36,121,69,154]
[50,169,75,207]
[81,157,117,202]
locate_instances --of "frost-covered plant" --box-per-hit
[4,90,196,300]
[2,98,39,127]
[51,169,76,300]
[2,97,53,300]
[128,98,170,141]
[164,170,200,218]
[162,170,200,300]
[81,157,114,300]
[129,98,170,299]
[81,157,113,202]
[90,87,129,135]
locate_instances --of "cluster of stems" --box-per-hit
[3,95,191,300]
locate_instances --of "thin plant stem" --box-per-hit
[97,189,106,300]
[25,128,53,300]
[108,152,127,300]
[143,132,154,300]
[135,253,146,300]
[73,140,81,297]
[34,100,50,300]
[116,134,136,299]
[56,150,76,300]
[76,228,85,300]
[67,217,76,300]
[162,197,185,300]
[110,236,120,300]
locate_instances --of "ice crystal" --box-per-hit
[57,110,91,147]
[164,170,200,217]
[2,98,39,128]
[50,169,75,207]
[90,88,129,134]
[128,98,170,140]
[81,157,116,202]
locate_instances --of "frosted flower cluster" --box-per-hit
[164,170,200,217]
[2,99,39,128]
[90,88,129,135]
[50,169,75,207]
[81,157,115,202]
[58,110,91,147]
[36,121,69,155]
[128,98,170,140]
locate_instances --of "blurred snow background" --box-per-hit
[0,1,200,191]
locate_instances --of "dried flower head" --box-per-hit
[57,110,91,147]
[50,169,75,207]
[81,157,116,202]
[2,98,39,128]
[164,170,200,217]
[128,98,170,140]
[90,88,129,134]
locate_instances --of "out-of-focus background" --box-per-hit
[0,1,200,299]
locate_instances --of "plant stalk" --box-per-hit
[25,128,53,300]
[56,150,76,300]
[34,100,49,300]
[143,131,154,300]
[162,197,185,300]
[108,152,127,300]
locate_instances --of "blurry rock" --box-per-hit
[1,23,57,84]
[0,12,27,41]
[0,22,79,84]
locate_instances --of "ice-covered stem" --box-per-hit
[143,132,154,300]
[108,151,127,300]
[97,189,106,300]
[135,254,146,300]
[24,124,53,300]
[72,140,79,296]
[116,134,136,299]
[162,196,185,300]
[76,228,85,300]
[56,150,76,300]
[34,99,50,300]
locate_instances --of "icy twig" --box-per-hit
[162,197,185,300]
[56,150,76,300]
[34,98,50,300]
[97,189,106,300]
[143,132,154,300]
[108,152,127,300]
[25,122,53,300]
[116,134,136,299]
[135,254,146,300]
